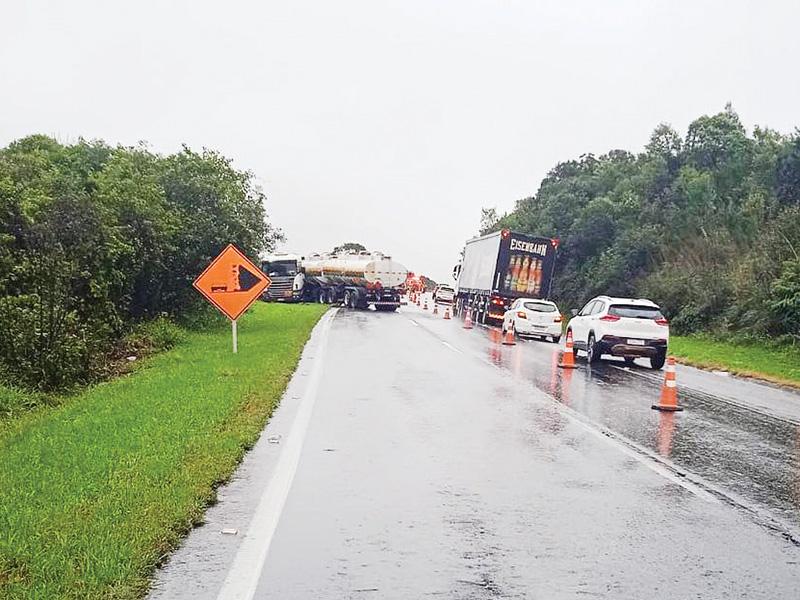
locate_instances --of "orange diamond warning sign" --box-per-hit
[193,244,271,321]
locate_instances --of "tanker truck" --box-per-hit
[261,251,408,311]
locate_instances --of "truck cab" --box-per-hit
[261,253,304,301]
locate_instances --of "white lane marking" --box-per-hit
[215,309,334,600]
[441,341,463,353]
[409,319,419,327]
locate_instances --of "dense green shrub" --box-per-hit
[490,107,800,340]
[0,136,282,390]
[770,260,800,338]
[127,316,186,352]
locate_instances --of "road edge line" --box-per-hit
[215,308,336,600]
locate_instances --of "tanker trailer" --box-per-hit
[302,251,408,311]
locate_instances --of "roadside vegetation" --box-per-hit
[485,106,800,344]
[0,135,282,393]
[483,106,800,381]
[0,302,327,599]
[670,334,800,388]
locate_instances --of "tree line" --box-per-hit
[485,106,800,340]
[0,135,281,389]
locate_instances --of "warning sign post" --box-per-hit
[193,244,271,352]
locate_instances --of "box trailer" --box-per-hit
[454,229,559,324]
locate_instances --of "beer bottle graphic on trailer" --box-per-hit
[516,256,530,293]
[526,258,538,295]
[533,259,543,295]
[504,256,515,290]
[509,254,521,290]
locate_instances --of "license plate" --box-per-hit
[532,324,545,329]
[627,339,645,346]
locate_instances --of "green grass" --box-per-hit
[0,302,327,599]
[670,334,800,388]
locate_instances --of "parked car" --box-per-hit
[433,284,455,305]
[566,296,668,369]
[501,298,562,343]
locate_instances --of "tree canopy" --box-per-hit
[332,242,367,254]
[0,135,282,389]
[486,108,800,339]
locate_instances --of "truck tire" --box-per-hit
[343,290,353,308]
[318,289,327,304]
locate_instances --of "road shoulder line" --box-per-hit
[214,308,336,600]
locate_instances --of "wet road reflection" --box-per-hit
[427,313,800,534]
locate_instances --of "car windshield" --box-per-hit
[609,304,664,319]
[263,261,297,277]
[438,287,453,293]
[523,301,556,312]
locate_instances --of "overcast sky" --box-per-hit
[2,1,799,282]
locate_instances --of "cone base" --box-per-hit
[502,341,515,346]
[651,404,684,411]
[558,363,577,369]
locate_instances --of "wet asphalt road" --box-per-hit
[150,298,800,599]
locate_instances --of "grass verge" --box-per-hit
[670,335,800,389]
[0,302,327,599]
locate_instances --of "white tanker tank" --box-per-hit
[302,251,407,311]
[303,252,408,289]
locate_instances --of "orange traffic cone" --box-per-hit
[423,299,428,310]
[652,357,683,411]
[558,330,577,369]
[463,308,474,329]
[444,306,451,320]
[502,321,516,345]
[433,304,438,315]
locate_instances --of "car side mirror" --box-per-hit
[570,309,578,317]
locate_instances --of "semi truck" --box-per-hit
[453,229,559,324]
[261,251,408,311]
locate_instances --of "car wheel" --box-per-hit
[552,335,561,344]
[587,333,601,364]
[650,352,666,370]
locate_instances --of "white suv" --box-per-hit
[566,296,669,369]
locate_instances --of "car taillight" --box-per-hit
[600,315,620,322]
[517,311,527,319]
[554,315,562,323]
[491,298,504,305]
[655,317,669,326]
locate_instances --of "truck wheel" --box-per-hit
[343,290,352,308]
[587,333,601,364]
[327,289,336,304]
[318,289,327,304]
